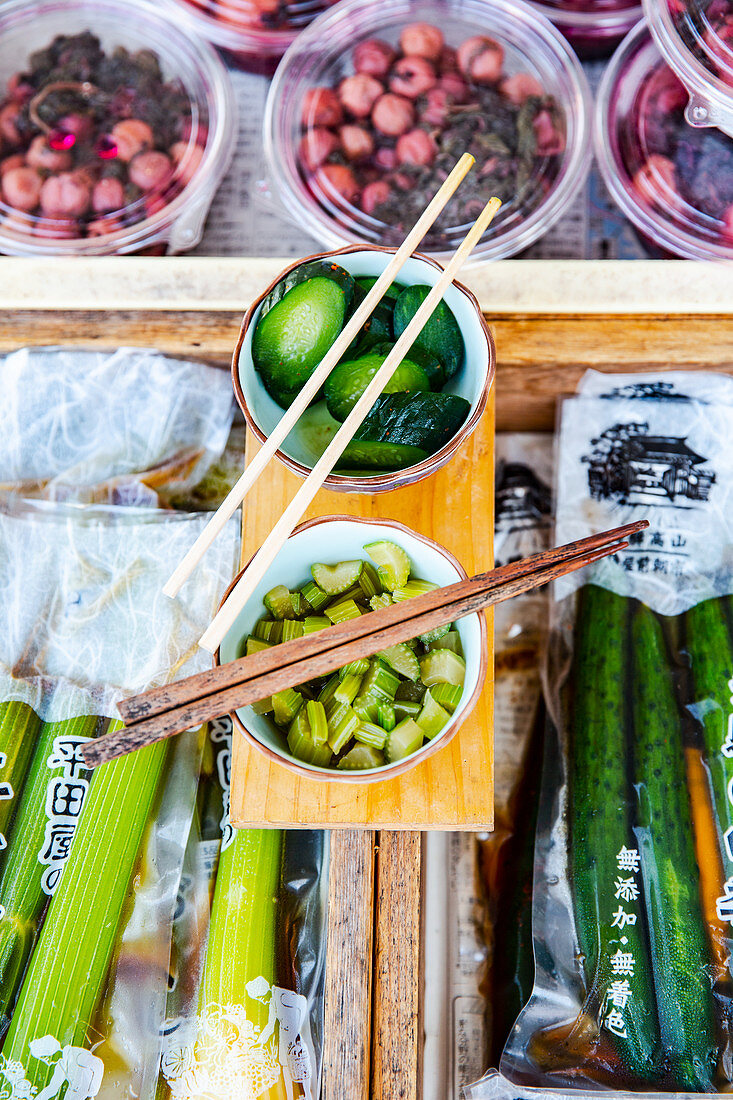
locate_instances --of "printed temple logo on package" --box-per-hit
[583,422,716,506]
[495,462,551,533]
[599,380,691,402]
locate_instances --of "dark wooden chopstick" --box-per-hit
[80,520,646,769]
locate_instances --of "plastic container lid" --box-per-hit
[264,0,592,260]
[644,0,733,137]
[170,0,340,66]
[529,0,643,60]
[0,0,236,255]
[595,19,733,260]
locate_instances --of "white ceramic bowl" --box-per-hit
[216,515,488,783]
[232,244,495,494]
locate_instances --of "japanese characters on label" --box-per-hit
[603,846,642,1039]
[716,678,733,927]
[209,717,234,852]
[39,736,92,896]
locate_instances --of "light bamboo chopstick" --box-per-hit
[162,152,476,601]
[81,520,646,768]
[199,194,502,654]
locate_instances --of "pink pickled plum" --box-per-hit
[339,124,374,160]
[500,72,544,105]
[316,163,360,205]
[298,128,339,171]
[632,155,677,209]
[169,141,205,186]
[532,109,565,155]
[399,23,444,62]
[374,146,398,171]
[0,154,25,178]
[110,119,154,162]
[0,103,22,147]
[338,74,383,119]
[457,36,504,84]
[301,87,343,128]
[92,177,125,213]
[129,150,172,191]
[7,73,33,104]
[353,39,396,79]
[361,180,390,215]
[26,134,72,171]
[372,93,414,136]
[39,173,91,218]
[2,166,42,212]
[421,87,451,126]
[396,128,436,166]
[389,57,437,99]
[440,46,459,72]
[59,113,95,141]
[439,72,470,103]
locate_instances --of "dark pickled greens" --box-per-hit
[239,542,466,772]
[351,392,471,456]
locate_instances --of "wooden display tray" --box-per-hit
[3,258,732,1100]
[228,399,495,832]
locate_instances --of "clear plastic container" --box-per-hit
[596,20,733,260]
[170,0,340,73]
[0,0,236,256]
[529,0,642,60]
[263,0,592,260]
[644,0,733,138]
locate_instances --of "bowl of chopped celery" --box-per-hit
[216,515,487,781]
[232,244,494,494]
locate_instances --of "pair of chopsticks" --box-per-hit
[162,152,499,656]
[80,520,648,768]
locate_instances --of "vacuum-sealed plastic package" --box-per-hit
[0,497,239,1099]
[469,373,733,1098]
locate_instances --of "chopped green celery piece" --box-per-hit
[306,700,328,746]
[325,599,362,624]
[420,649,466,687]
[290,591,304,616]
[303,615,330,634]
[417,690,451,739]
[354,721,387,749]
[246,636,271,656]
[0,714,105,1023]
[395,680,426,703]
[288,723,333,766]
[3,722,168,1085]
[288,708,311,741]
[392,579,439,600]
[330,582,364,605]
[251,696,274,715]
[301,580,329,611]
[311,559,363,596]
[318,675,341,706]
[0,702,41,861]
[272,687,303,725]
[376,703,396,732]
[430,683,462,713]
[339,658,370,679]
[263,584,296,619]
[394,699,422,720]
[378,642,420,681]
[385,717,424,763]
[370,593,393,612]
[364,540,411,591]
[353,695,379,723]
[338,744,385,770]
[253,618,280,642]
[327,705,359,754]
[419,622,451,645]
[359,561,383,599]
[334,673,362,706]
[429,630,463,656]
[282,619,305,642]
[360,658,400,702]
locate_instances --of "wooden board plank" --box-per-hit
[322,831,376,1100]
[228,394,495,831]
[371,832,424,1100]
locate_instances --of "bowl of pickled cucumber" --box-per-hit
[216,516,487,781]
[232,245,495,493]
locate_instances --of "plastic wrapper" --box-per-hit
[0,347,234,507]
[0,496,239,1099]
[423,434,552,1100]
[161,717,328,1100]
[468,373,733,1098]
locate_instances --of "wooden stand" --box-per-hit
[4,258,732,1100]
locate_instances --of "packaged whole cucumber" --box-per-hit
[466,375,733,1099]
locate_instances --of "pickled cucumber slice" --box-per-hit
[311,560,363,595]
[324,351,429,423]
[378,643,420,681]
[337,744,385,770]
[393,284,465,379]
[338,439,429,471]
[428,630,463,656]
[263,584,296,620]
[364,540,411,590]
[416,690,451,739]
[419,649,466,688]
